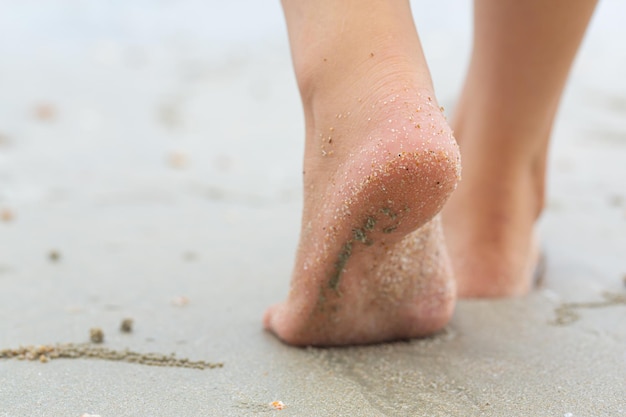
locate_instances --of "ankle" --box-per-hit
[297,51,433,116]
[282,0,429,106]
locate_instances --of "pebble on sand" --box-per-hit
[34,103,57,121]
[168,151,188,169]
[120,318,133,333]
[90,328,104,344]
[49,250,61,262]
[0,133,10,147]
[1,208,14,222]
[171,296,189,307]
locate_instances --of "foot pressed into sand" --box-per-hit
[264,83,461,346]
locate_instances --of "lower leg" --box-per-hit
[264,0,461,346]
[443,0,598,297]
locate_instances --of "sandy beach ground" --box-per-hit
[1,1,625,416]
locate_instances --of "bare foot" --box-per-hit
[438,0,597,298]
[442,165,543,297]
[264,0,462,346]
[264,71,461,346]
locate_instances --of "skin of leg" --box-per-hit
[443,0,599,297]
[264,0,461,346]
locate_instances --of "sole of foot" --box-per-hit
[264,86,461,346]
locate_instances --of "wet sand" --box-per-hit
[1,1,625,415]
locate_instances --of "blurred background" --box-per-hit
[1,0,623,213]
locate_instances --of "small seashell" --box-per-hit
[270,400,286,410]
